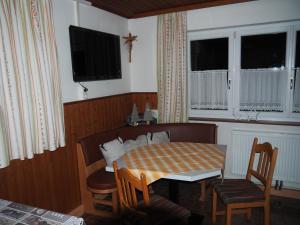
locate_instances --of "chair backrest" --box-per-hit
[77,143,107,192]
[246,137,278,198]
[113,161,150,211]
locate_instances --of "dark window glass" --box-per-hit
[191,38,228,71]
[241,33,286,69]
[295,31,300,67]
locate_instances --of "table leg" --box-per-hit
[199,181,206,202]
[169,180,179,203]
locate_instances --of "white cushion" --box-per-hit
[147,131,170,144]
[123,139,137,152]
[100,138,125,165]
[135,134,148,147]
[124,135,148,152]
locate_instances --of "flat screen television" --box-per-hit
[69,25,122,82]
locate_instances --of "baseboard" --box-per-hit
[68,204,84,217]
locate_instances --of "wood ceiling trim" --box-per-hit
[132,0,254,18]
[90,2,133,18]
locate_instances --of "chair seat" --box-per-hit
[212,179,265,204]
[87,168,116,190]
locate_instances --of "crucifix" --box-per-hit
[123,32,137,63]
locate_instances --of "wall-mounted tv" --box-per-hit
[69,25,122,82]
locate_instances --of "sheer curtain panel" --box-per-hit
[190,70,228,110]
[0,0,65,168]
[240,68,287,112]
[293,68,300,112]
[157,12,187,123]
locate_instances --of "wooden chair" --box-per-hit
[113,161,199,225]
[77,143,118,217]
[211,137,278,225]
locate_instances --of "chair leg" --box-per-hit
[225,205,232,225]
[212,189,217,224]
[264,202,270,225]
[246,208,251,220]
[112,190,119,214]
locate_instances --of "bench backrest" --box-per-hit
[118,123,216,143]
[78,123,217,166]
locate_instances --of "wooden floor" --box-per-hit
[83,180,300,225]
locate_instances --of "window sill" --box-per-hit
[189,117,300,126]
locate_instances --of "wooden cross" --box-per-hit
[123,32,137,63]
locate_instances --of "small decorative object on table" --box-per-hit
[127,103,156,126]
[143,102,152,125]
[129,104,139,126]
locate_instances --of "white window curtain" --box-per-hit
[293,68,300,112]
[0,0,65,168]
[240,68,287,112]
[190,70,228,110]
[157,12,187,123]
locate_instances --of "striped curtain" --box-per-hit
[157,12,187,123]
[0,0,65,168]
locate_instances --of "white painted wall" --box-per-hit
[128,17,158,92]
[52,0,130,103]
[52,0,76,103]
[129,0,300,92]
[188,0,300,31]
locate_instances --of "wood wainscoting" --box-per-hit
[0,92,157,214]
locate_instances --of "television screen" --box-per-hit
[69,25,122,82]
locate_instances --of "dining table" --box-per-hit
[106,142,226,203]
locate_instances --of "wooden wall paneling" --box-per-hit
[103,98,111,130]
[31,154,52,209]
[94,99,103,132]
[131,92,158,112]
[21,159,36,205]
[64,103,82,211]
[51,148,72,212]
[6,161,21,202]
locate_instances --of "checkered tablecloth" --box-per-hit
[121,142,225,185]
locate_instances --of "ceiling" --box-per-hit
[86,0,254,19]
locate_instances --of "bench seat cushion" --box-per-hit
[212,179,265,204]
[87,168,116,190]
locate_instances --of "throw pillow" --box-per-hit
[147,131,170,144]
[100,137,125,165]
[135,134,148,147]
[123,139,137,153]
[123,134,148,152]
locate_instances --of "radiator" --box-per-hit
[231,129,300,188]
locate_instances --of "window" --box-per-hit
[240,33,287,112]
[189,37,230,111]
[293,31,300,113]
[188,21,300,122]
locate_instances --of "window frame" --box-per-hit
[290,25,300,115]
[188,21,300,122]
[188,29,234,119]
